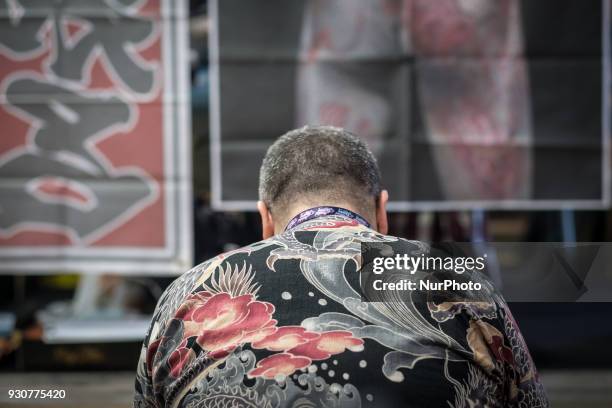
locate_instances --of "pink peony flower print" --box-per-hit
[176,291,277,356]
[167,289,366,380]
[251,326,320,351]
[247,353,311,379]
[174,291,213,320]
[168,339,195,378]
[288,330,364,360]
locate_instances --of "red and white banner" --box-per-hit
[0,0,192,274]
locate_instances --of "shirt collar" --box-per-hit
[284,206,371,231]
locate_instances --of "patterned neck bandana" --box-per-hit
[284,206,371,231]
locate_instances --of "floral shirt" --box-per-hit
[134,214,548,408]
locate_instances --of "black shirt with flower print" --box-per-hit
[134,215,548,408]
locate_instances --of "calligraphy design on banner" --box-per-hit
[0,0,191,273]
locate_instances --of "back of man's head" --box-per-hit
[258,126,382,222]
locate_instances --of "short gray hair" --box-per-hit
[259,126,381,217]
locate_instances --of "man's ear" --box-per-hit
[257,201,275,239]
[376,190,389,235]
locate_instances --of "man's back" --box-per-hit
[134,215,547,407]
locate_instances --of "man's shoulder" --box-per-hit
[153,238,279,313]
[186,237,279,279]
[151,229,427,329]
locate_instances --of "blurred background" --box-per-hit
[1,0,612,406]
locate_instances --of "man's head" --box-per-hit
[257,125,388,238]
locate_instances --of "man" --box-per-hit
[134,126,548,407]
